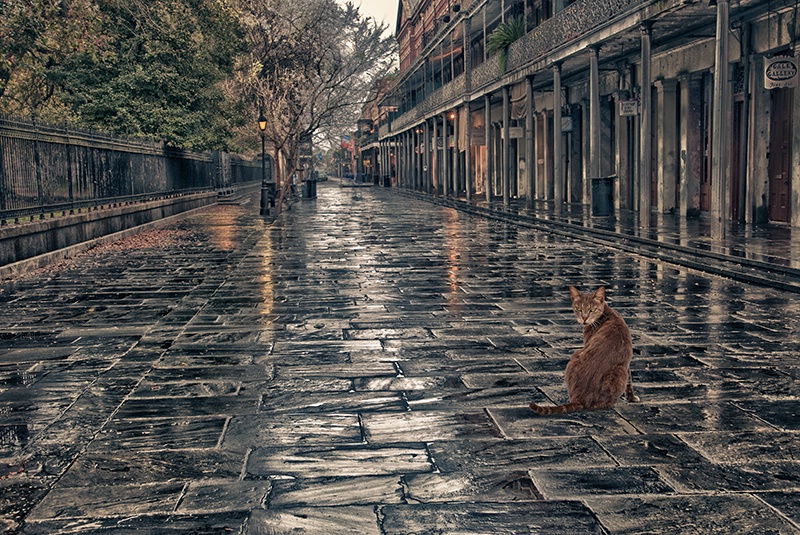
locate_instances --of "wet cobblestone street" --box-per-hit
[1,181,799,534]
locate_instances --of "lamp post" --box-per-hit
[258,113,269,216]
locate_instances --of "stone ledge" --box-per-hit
[0,192,217,275]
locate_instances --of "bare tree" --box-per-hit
[228,0,396,211]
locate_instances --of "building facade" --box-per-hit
[358,77,396,184]
[379,0,800,230]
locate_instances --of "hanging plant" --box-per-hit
[487,15,526,72]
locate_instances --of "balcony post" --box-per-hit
[415,126,421,191]
[485,93,492,203]
[639,22,653,229]
[426,119,433,194]
[502,85,511,208]
[465,102,473,202]
[452,109,460,197]
[589,46,601,208]
[526,77,535,209]
[407,130,413,189]
[554,63,564,213]
[442,113,451,197]
[711,0,730,238]
[433,116,440,195]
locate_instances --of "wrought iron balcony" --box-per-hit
[357,131,379,148]
[506,0,643,73]
[385,0,649,138]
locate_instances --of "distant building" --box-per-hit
[357,77,396,184]
[379,0,800,228]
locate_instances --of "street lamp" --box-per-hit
[258,113,269,216]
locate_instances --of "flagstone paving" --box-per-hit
[0,181,799,533]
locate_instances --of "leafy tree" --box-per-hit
[227,0,396,210]
[1,0,246,150]
[0,0,105,118]
[55,0,245,149]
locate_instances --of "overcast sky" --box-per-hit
[351,0,399,34]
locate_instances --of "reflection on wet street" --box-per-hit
[1,181,799,533]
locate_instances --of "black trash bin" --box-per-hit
[302,179,317,198]
[383,175,391,187]
[591,176,614,216]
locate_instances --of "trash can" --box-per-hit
[591,176,614,216]
[383,175,391,187]
[302,179,317,198]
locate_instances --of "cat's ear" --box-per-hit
[594,286,606,301]
[569,286,581,301]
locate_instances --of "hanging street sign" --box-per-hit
[765,56,799,89]
[619,99,640,116]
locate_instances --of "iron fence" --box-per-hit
[0,117,259,223]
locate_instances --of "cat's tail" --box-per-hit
[529,401,583,415]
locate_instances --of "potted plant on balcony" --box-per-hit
[487,15,526,73]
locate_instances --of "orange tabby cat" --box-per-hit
[530,286,639,415]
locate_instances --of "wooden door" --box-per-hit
[768,88,793,223]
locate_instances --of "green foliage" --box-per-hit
[54,0,246,150]
[487,15,526,72]
[0,0,106,117]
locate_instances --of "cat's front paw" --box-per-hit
[627,394,640,403]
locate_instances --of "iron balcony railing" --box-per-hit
[386,0,649,136]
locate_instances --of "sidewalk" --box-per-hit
[1,180,798,534]
[412,190,800,292]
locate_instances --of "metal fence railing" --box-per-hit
[0,117,260,224]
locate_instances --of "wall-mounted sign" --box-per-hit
[560,117,573,133]
[499,126,524,139]
[765,56,798,89]
[619,99,640,116]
